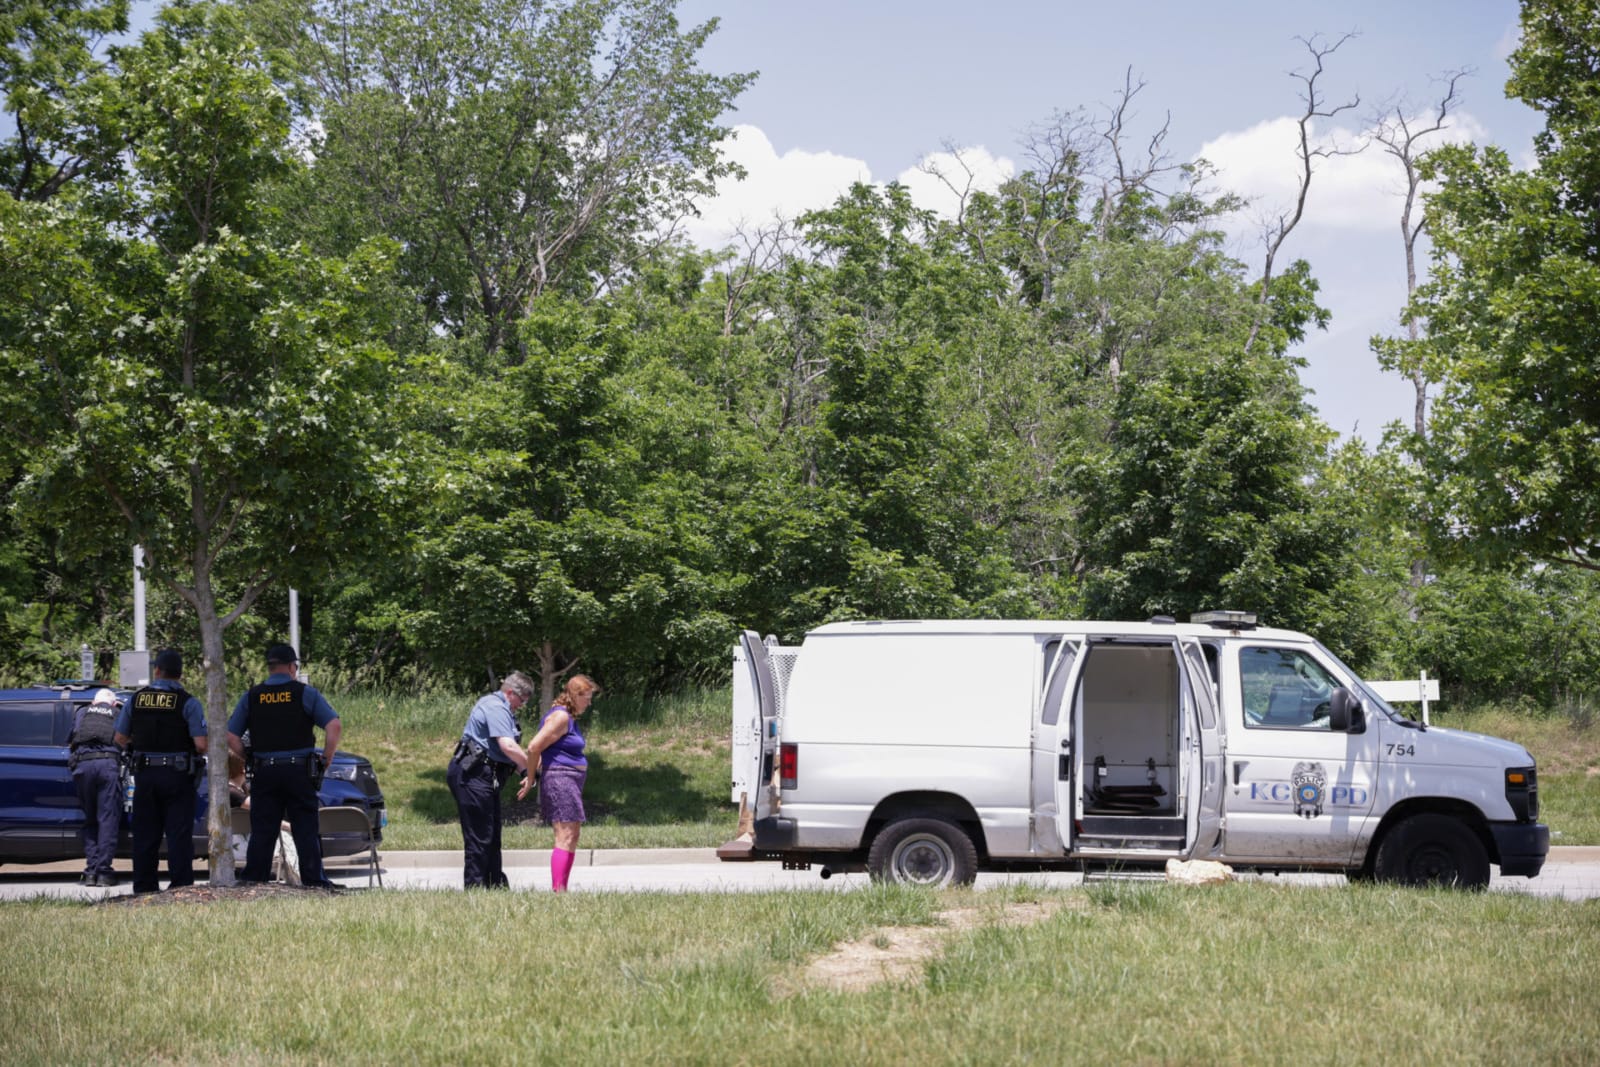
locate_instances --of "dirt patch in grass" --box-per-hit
[97,883,346,907]
[779,899,1077,995]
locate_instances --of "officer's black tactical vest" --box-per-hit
[246,680,314,752]
[128,686,197,754]
[69,705,118,751]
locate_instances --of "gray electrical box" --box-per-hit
[118,650,151,688]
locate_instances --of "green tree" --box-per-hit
[245,0,753,358]
[0,3,399,878]
[0,0,127,200]
[1413,0,1600,572]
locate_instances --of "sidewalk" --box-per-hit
[13,845,1598,876]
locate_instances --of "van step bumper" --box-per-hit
[1491,821,1549,878]
[753,816,797,849]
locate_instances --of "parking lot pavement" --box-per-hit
[4,848,1598,900]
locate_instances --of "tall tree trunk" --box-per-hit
[193,574,236,887]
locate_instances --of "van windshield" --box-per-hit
[1311,641,1407,724]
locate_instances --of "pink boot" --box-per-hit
[551,847,575,893]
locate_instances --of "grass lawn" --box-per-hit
[334,687,1600,850]
[2,882,1596,1064]
[339,686,739,850]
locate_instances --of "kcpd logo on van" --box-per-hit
[1291,762,1326,819]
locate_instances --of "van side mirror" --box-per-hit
[1328,688,1363,733]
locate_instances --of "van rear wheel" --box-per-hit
[1373,814,1490,890]
[867,817,978,887]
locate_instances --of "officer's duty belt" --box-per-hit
[255,754,311,767]
[136,753,194,769]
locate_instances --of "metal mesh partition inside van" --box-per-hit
[770,648,800,716]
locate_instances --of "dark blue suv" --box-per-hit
[0,683,385,865]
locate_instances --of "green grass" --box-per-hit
[329,688,1600,850]
[334,687,739,850]
[1,884,1596,1064]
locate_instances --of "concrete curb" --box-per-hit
[379,847,718,869]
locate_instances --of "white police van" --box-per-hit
[728,613,1547,888]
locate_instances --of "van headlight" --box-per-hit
[323,763,359,782]
[1504,766,1538,822]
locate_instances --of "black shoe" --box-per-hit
[92,873,118,887]
[78,873,90,885]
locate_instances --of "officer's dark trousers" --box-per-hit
[448,758,507,888]
[73,758,121,877]
[131,764,196,893]
[244,762,327,886]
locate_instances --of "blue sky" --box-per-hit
[674,0,1541,441]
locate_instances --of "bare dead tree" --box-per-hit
[1094,68,1181,240]
[918,139,1003,300]
[1370,69,1471,436]
[1244,32,1363,355]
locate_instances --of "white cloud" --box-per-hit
[1197,109,1489,240]
[679,125,872,249]
[1493,20,1522,61]
[895,145,1016,220]
[681,128,1016,250]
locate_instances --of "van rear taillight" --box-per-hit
[779,743,798,790]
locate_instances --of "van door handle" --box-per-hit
[1233,761,1245,786]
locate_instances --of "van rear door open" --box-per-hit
[733,630,780,823]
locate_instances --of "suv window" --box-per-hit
[0,700,62,746]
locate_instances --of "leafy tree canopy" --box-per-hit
[1414,0,1600,572]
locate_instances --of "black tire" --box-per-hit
[866,817,978,887]
[1373,814,1490,890]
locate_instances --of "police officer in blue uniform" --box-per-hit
[112,649,208,895]
[69,687,125,887]
[226,643,341,888]
[447,671,533,888]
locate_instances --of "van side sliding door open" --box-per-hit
[1032,637,1081,856]
[1178,637,1224,859]
[1072,638,1191,856]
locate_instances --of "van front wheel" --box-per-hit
[867,817,978,887]
[1373,814,1490,890]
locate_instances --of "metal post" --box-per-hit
[289,588,300,660]
[79,643,93,680]
[1420,669,1430,726]
[132,545,147,651]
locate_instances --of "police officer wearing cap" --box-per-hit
[226,643,342,888]
[447,671,533,888]
[69,687,126,886]
[112,649,207,895]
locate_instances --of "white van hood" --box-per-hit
[1417,724,1534,767]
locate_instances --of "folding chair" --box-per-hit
[318,805,383,887]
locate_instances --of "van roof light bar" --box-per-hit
[1192,610,1258,630]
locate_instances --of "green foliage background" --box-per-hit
[1,0,1598,712]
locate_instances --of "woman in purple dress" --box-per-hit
[519,674,598,892]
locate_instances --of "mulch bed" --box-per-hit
[98,882,346,907]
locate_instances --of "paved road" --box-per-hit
[4,847,1599,900]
